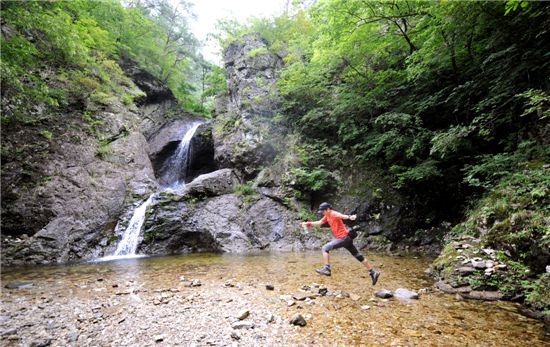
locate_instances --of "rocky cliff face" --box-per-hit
[213,33,282,178]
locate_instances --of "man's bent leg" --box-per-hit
[316,239,347,276]
[322,251,330,266]
[344,240,380,285]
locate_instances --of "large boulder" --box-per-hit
[136,180,318,256]
[184,169,239,197]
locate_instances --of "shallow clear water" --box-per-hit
[1,251,547,346]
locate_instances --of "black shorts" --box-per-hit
[321,234,364,262]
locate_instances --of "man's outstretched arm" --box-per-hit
[332,211,357,221]
[301,220,324,227]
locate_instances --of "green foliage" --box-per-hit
[517,89,550,120]
[247,47,268,59]
[216,0,550,227]
[1,0,210,127]
[39,130,53,141]
[96,142,111,159]
[234,182,255,197]
[463,141,550,189]
[281,141,342,198]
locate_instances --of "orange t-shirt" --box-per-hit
[320,210,349,239]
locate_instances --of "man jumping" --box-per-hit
[301,202,380,285]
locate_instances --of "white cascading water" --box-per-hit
[96,194,154,262]
[96,123,201,261]
[162,122,201,189]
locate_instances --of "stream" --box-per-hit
[1,251,547,346]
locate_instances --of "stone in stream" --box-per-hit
[29,338,52,347]
[461,291,503,301]
[2,328,17,336]
[5,281,33,289]
[236,309,250,320]
[289,314,307,326]
[292,292,316,301]
[394,288,419,300]
[154,334,166,342]
[375,289,393,299]
[185,279,201,287]
[231,321,255,330]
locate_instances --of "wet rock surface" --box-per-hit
[394,288,419,300]
[1,252,546,347]
[375,289,393,299]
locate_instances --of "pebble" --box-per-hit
[1,328,17,338]
[30,338,52,347]
[5,281,33,289]
[230,332,240,340]
[292,292,316,301]
[265,284,274,290]
[289,314,306,326]
[231,321,255,330]
[154,334,166,342]
[375,289,393,299]
[237,309,250,320]
[361,305,370,310]
[394,288,419,300]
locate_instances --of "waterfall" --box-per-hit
[162,122,201,189]
[96,122,202,262]
[96,194,154,262]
